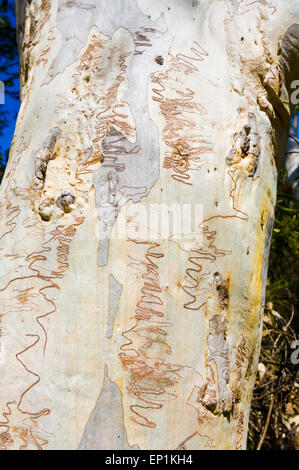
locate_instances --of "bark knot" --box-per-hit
[34,127,62,187]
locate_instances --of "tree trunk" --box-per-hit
[285,113,299,198]
[0,0,298,450]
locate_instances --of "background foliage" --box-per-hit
[248,169,299,450]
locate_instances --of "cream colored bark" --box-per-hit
[0,0,298,450]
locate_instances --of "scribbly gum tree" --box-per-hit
[0,0,298,451]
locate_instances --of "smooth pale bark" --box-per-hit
[0,0,298,450]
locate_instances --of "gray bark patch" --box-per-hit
[107,274,123,339]
[78,366,139,450]
[279,24,299,99]
[285,133,299,198]
[34,127,62,186]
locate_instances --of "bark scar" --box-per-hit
[34,127,62,187]
[201,316,233,416]
[226,113,260,177]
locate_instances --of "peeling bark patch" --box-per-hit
[56,192,75,213]
[107,274,123,339]
[90,21,170,266]
[214,272,229,310]
[78,366,139,450]
[207,315,233,414]
[279,24,299,101]
[34,127,61,186]
[226,113,260,177]
[152,41,213,186]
